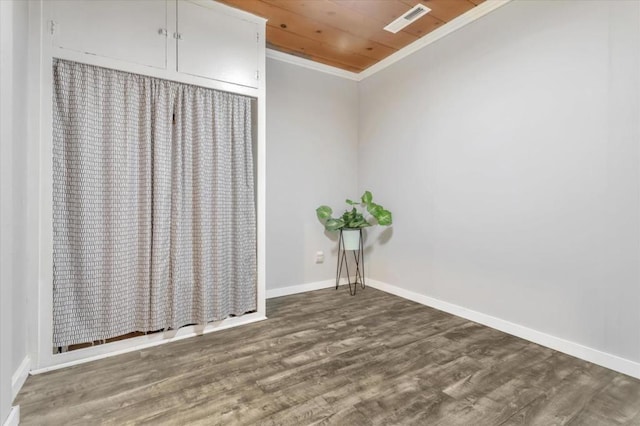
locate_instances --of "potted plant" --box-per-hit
[316,190,392,250]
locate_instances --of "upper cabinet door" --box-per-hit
[51,1,168,69]
[177,1,260,88]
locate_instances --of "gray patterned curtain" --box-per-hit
[52,59,256,347]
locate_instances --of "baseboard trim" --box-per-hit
[11,355,30,401]
[367,279,640,379]
[2,406,19,426]
[266,277,356,299]
[31,314,267,374]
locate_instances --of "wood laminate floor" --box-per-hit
[16,287,640,425]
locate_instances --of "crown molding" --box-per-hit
[267,0,512,82]
[266,49,361,81]
[358,0,511,80]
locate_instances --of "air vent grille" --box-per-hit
[404,6,427,21]
[383,4,431,34]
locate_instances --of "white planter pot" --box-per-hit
[342,229,361,251]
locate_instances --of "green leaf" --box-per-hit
[349,218,364,228]
[376,209,392,226]
[361,190,373,205]
[367,202,382,216]
[325,218,345,231]
[317,190,390,232]
[316,205,333,221]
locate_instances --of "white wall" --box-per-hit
[1,0,31,422]
[11,0,30,380]
[0,1,15,421]
[266,58,359,291]
[359,0,640,364]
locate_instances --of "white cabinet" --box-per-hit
[177,1,260,88]
[50,0,262,89]
[51,0,168,69]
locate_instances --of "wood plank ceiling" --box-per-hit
[216,0,484,73]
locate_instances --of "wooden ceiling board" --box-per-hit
[260,0,418,49]
[398,0,476,22]
[266,42,365,72]
[267,25,377,71]
[396,12,444,38]
[215,0,485,73]
[220,0,396,62]
[332,0,445,39]
[331,0,434,25]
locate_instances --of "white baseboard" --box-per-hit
[266,280,333,299]
[267,278,354,299]
[367,279,640,380]
[32,313,267,374]
[11,355,30,401]
[3,406,19,426]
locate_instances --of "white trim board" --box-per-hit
[267,0,511,82]
[266,277,355,299]
[31,0,268,371]
[357,0,510,80]
[2,407,19,426]
[11,355,30,401]
[34,280,349,373]
[31,314,267,375]
[266,49,360,81]
[366,279,640,380]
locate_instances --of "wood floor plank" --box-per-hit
[311,405,371,426]
[353,382,444,424]
[501,363,618,425]
[567,375,640,425]
[15,287,640,425]
[625,410,640,426]
[443,343,554,401]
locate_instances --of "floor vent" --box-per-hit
[383,4,431,34]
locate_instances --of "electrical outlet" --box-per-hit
[315,251,324,264]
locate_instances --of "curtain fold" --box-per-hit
[53,59,256,347]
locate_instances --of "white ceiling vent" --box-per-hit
[383,4,431,34]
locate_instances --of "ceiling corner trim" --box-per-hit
[266,0,512,83]
[358,0,512,81]
[266,49,361,81]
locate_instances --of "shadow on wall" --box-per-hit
[378,227,393,245]
[362,226,393,258]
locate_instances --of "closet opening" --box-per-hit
[51,59,258,355]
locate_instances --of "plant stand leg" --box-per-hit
[335,229,366,296]
[335,230,344,290]
[350,229,365,293]
[360,228,365,289]
[352,250,361,295]
[336,230,354,294]
[344,250,353,295]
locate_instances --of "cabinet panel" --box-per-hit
[177,1,259,88]
[52,1,168,69]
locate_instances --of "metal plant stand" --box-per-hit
[335,229,365,296]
